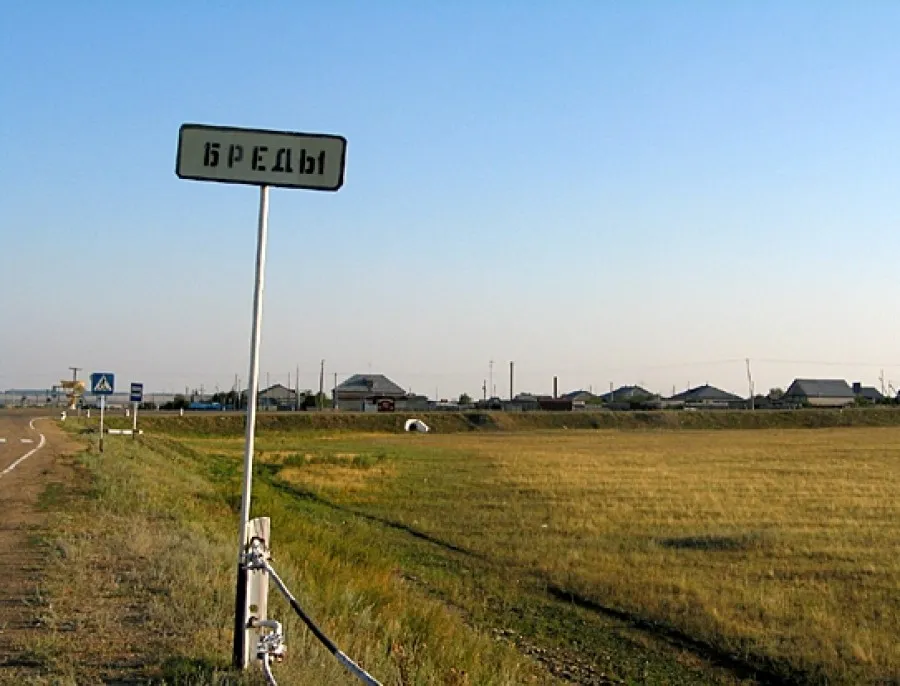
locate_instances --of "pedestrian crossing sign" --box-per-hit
[91,373,115,395]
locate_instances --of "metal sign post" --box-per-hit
[99,396,106,452]
[175,122,347,670]
[233,182,270,668]
[90,373,115,453]
[130,383,143,440]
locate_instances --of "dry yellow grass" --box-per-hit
[36,427,546,685]
[278,427,900,683]
[279,462,394,492]
[54,418,898,683]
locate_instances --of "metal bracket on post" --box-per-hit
[242,516,271,668]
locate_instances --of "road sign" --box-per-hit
[176,123,347,191]
[176,120,347,670]
[130,383,144,403]
[90,373,115,395]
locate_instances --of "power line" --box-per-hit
[755,358,900,368]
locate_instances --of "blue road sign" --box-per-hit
[130,383,144,403]
[90,373,115,395]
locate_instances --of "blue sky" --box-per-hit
[3,2,900,399]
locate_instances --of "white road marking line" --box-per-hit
[0,438,6,443]
[0,419,47,478]
[20,438,34,444]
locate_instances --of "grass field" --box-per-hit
[41,421,900,684]
[38,427,545,685]
[122,406,900,436]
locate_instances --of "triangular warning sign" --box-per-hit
[94,376,113,393]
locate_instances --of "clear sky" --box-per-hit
[3,2,900,400]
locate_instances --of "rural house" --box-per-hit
[561,390,600,403]
[506,393,573,412]
[334,374,407,411]
[665,384,745,409]
[256,383,297,410]
[783,379,854,407]
[507,393,540,412]
[852,382,884,403]
[599,385,654,403]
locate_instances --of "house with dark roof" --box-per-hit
[334,374,407,411]
[504,393,574,412]
[598,385,654,403]
[560,390,600,403]
[664,384,745,409]
[852,382,884,403]
[783,379,854,408]
[259,383,297,410]
[239,383,297,410]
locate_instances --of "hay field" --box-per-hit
[255,427,900,684]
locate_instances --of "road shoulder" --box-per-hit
[0,417,79,680]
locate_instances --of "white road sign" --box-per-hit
[176,123,346,191]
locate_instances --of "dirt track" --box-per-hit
[0,413,76,679]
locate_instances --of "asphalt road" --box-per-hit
[0,413,47,477]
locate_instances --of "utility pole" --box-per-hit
[880,369,886,397]
[295,364,300,411]
[482,379,487,401]
[746,358,755,410]
[489,360,494,400]
[333,372,337,410]
[509,361,515,400]
[319,359,325,410]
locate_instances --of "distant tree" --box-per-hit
[211,390,241,407]
[768,388,785,400]
[458,393,473,405]
[162,394,190,410]
[299,392,325,410]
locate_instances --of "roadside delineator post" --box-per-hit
[244,516,271,665]
[174,122,347,669]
